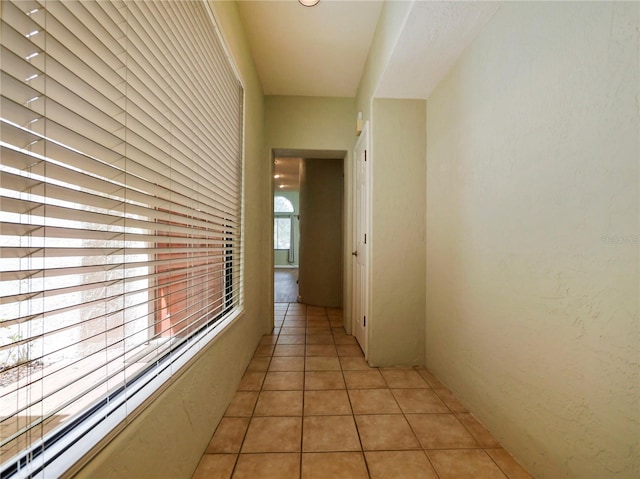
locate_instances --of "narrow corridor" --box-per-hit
[192,303,532,478]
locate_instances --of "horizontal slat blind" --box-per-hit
[0,0,243,476]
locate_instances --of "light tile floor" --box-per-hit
[193,303,533,479]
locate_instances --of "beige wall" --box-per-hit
[265,96,356,152]
[355,0,413,122]
[74,2,270,477]
[425,2,639,479]
[354,1,427,367]
[368,98,426,366]
[298,159,343,307]
[265,96,355,327]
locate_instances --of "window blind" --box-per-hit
[0,1,244,476]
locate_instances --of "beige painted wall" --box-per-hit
[355,0,413,122]
[74,2,270,477]
[299,159,343,307]
[368,98,426,366]
[353,1,426,367]
[425,2,639,479]
[265,96,356,152]
[265,96,355,327]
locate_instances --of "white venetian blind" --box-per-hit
[0,0,244,476]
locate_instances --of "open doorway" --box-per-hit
[272,150,346,310]
[273,158,301,303]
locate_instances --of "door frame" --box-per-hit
[270,150,348,315]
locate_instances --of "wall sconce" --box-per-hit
[299,0,320,7]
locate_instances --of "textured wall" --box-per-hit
[425,2,639,478]
[355,0,413,123]
[369,98,426,367]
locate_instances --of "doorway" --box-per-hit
[273,157,301,304]
[272,150,346,309]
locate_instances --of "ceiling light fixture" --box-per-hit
[299,0,320,7]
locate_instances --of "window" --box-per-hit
[274,196,294,250]
[0,1,243,476]
[274,196,294,214]
[274,217,292,249]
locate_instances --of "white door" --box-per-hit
[352,122,370,355]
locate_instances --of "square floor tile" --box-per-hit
[206,417,249,453]
[343,370,387,389]
[273,345,306,357]
[305,371,346,390]
[253,345,275,357]
[391,389,449,414]
[307,319,330,326]
[355,414,420,451]
[380,368,429,388]
[259,336,278,346]
[485,449,534,479]
[242,417,302,453]
[304,390,352,416]
[192,454,236,479]
[277,335,305,345]
[428,449,508,479]
[434,389,468,412]
[336,344,364,357]
[307,311,329,324]
[233,453,300,479]
[303,415,361,452]
[457,413,501,447]
[306,344,337,356]
[339,356,370,370]
[302,452,368,479]
[407,414,479,449]
[262,371,304,390]
[247,357,271,372]
[280,327,306,335]
[254,390,303,416]
[305,334,335,345]
[225,391,258,417]
[334,335,357,345]
[269,356,305,372]
[282,320,306,328]
[305,356,341,371]
[415,368,444,388]
[238,372,266,391]
[307,326,332,334]
[348,389,401,414]
[365,451,438,479]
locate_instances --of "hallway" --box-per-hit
[274,268,299,303]
[192,303,532,479]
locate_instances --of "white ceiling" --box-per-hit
[236,0,383,97]
[375,1,501,99]
[236,0,501,100]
